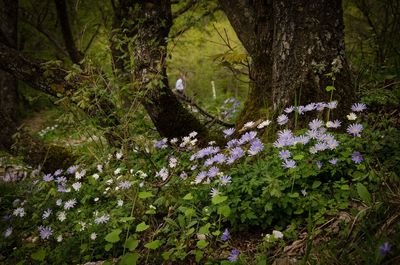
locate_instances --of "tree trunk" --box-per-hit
[219,0,354,126]
[110,0,209,141]
[0,0,19,150]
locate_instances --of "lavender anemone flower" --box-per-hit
[221,229,230,241]
[228,249,240,262]
[38,226,53,240]
[277,114,289,125]
[282,159,296,169]
[352,151,363,164]
[248,138,264,156]
[347,123,363,137]
[351,103,367,112]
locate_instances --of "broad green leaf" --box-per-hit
[211,195,228,205]
[217,205,231,217]
[138,191,153,199]
[312,181,322,189]
[184,208,196,217]
[136,222,149,232]
[120,217,134,222]
[105,229,122,243]
[31,248,46,261]
[186,227,195,236]
[119,253,139,265]
[183,193,193,200]
[196,240,208,249]
[124,237,139,251]
[199,223,211,235]
[104,244,113,251]
[144,240,162,250]
[325,85,335,92]
[356,183,372,204]
[293,154,304,160]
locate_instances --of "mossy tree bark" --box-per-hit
[110,0,209,141]
[219,0,354,126]
[0,0,19,150]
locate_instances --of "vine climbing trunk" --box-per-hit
[219,0,354,126]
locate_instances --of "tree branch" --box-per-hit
[54,0,84,64]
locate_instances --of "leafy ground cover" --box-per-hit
[1,98,399,264]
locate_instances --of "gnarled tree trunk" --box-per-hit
[110,0,209,141]
[219,0,354,126]
[0,0,19,150]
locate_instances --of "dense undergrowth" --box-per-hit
[1,91,399,264]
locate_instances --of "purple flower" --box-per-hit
[379,242,391,255]
[305,103,316,112]
[297,105,306,114]
[223,128,235,138]
[248,138,263,156]
[284,106,295,113]
[212,153,226,164]
[208,167,219,178]
[278,150,291,160]
[228,249,240,262]
[326,120,341,128]
[352,151,363,164]
[118,180,132,189]
[195,171,207,184]
[316,161,323,169]
[295,135,310,145]
[351,103,367,112]
[221,228,230,241]
[329,158,338,165]
[347,123,363,137]
[53,169,63,176]
[239,131,257,144]
[43,174,54,182]
[282,159,296,169]
[315,102,327,111]
[57,184,68,193]
[55,176,67,184]
[38,226,53,240]
[230,147,245,160]
[309,119,323,130]
[154,138,168,149]
[204,158,214,167]
[67,165,79,174]
[277,114,289,125]
[4,227,12,238]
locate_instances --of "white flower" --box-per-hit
[75,170,86,180]
[95,214,110,224]
[301,189,307,196]
[257,120,271,129]
[243,121,255,129]
[13,207,25,217]
[114,168,121,175]
[64,199,77,210]
[115,152,123,160]
[272,230,284,239]
[57,235,63,242]
[42,209,52,219]
[79,221,87,231]
[4,227,12,238]
[169,157,178,168]
[156,167,169,181]
[97,164,103,172]
[189,131,198,138]
[106,179,113,185]
[56,199,62,206]
[72,182,82,191]
[170,138,178,144]
[57,211,67,222]
[117,200,124,207]
[92,173,99,180]
[94,197,99,202]
[90,232,97,240]
[346,113,357,120]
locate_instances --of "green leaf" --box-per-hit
[196,240,208,249]
[293,154,304,160]
[120,217,134,222]
[199,223,211,235]
[31,248,46,261]
[119,253,139,265]
[105,229,122,243]
[325,85,336,92]
[183,193,193,200]
[217,205,231,217]
[312,181,322,189]
[104,244,113,251]
[211,195,228,205]
[144,240,162,250]
[125,237,139,251]
[136,222,149,232]
[288,192,299,198]
[138,191,153,199]
[184,208,196,217]
[356,183,372,204]
[186,228,195,236]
